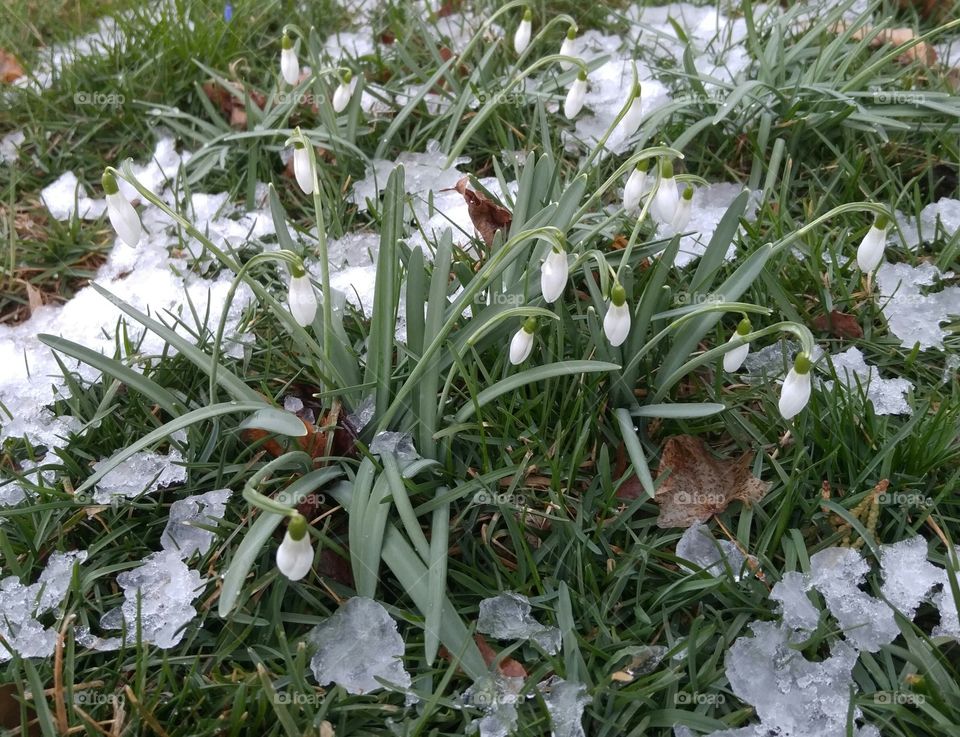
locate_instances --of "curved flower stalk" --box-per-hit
[288,262,318,327]
[514,9,532,54]
[280,33,299,86]
[856,213,889,272]
[779,352,813,420]
[509,317,537,364]
[276,512,313,580]
[564,70,587,119]
[101,170,141,247]
[652,159,679,225]
[623,158,649,213]
[332,70,356,113]
[603,282,631,347]
[722,317,752,372]
[541,246,569,303]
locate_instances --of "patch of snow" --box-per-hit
[308,597,411,694]
[822,347,913,416]
[1,131,25,165]
[477,592,561,655]
[889,198,960,250]
[538,677,591,737]
[41,171,107,221]
[0,551,87,662]
[92,448,186,504]
[876,261,960,350]
[160,488,232,558]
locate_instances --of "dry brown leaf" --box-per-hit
[24,281,44,315]
[811,309,863,339]
[840,22,937,66]
[653,435,769,528]
[0,49,24,84]
[448,176,512,246]
[473,634,528,679]
[201,81,266,129]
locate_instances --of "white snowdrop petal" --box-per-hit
[293,147,314,194]
[276,532,313,581]
[514,19,531,54]
[617,97,643,139]
[723,340,750,373]
[564,77,587,119]
[652,177,679,225]
[778,368,812,420]
[288,274,318,327]
[623,168,647,213]
[603,302,631,347]
[509,328,534,365]
[856,225,887,272]
[541,249,569,303]
[281,47,299,86]
[106,191,142,247]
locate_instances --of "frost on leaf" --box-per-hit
[653,436,769,529]
[0,551,87,662]
[308,597,412,694]
[477,592,562,655]
[97,550,206,650]
[160,489,232,559]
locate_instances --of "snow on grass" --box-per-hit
[822,346,913,416]
[876,261,960,351]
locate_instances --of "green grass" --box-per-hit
[2,0,960,735]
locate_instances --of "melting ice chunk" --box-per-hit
[369,431,420,465]
[770,571,819,632]
[822,347,913,416]
[0,550,87,662]
[92,448,187,504]
[98,550,206,649]
[876,261,960,351]
[308,597,412,694]
[477,592,562,655]
[160,489,232,559]
[463,674,524,737]
[539,677,591,737]
[878,536,942,618]
[676,523,752,581]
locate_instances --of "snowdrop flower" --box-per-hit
[276,513,313,581]
[652,159,679,225]
[101,171,141,247]
[292,141,314,195]
[722,317,752,372]
[559,26,577,70]
[509,318,537,364]
[617,83,643,139]
[332,71,355,113]
[603,283,630,347]
[856,213,889,272]
[623,159,649,213]
[672,185,694,231]
[541,246,568,303]
[564,70,587,119]
[514,9,532,54]
[280,33,299,86]
[288,264,318,327]
[778,353,813,420]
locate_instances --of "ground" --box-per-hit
[1,1,959,736]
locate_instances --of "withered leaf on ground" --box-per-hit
[201,81,266,129]
[811,310,863,339]
[449,176,512,247]
[0,49,24,84]
[653,435,769,528]
[473,634,527,679]
[837,22,937,66]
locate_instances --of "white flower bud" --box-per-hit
[856,215,889,272]
[288,269,318,327]
[514,10,532,54]
[541,247,569,303]
[603,284,630,347]
[559,27,577,70]
[276,515,313,581]
[617,84,643,139]
[509,319,537,365]
[280,35,299,86]
[671,185,694,231]
[652,160,679,225]
[293,144,314,195]
[778,355,813,420]
[564,72,587,119]
[332,74,356,113]
[102,172,141,247]
[623,161,649,213]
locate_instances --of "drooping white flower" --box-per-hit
[652,159,679,225]
[541,247,568,303]
[102,171,141,247]
[603,283,630,347]
[332,71,355,113]
[276,513,313,581]
[288,266,318,327]
[514,9,532,54]
[778,354,813,420]
[672,185,694,231]
[564,70,587,119]
[509,318,537,365]
[856,213,889,272]
[623,159,650,213]
[292,142,314,195]
[559,26,577,70]
[280,34,299,86]
[616,84,643,139]
[722,317,752,372]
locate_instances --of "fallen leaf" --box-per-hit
[447,176,512,247]
[24,281,43,315]
[839,22,937,66]
[653,435,769,528]
[811,310,863,339]
[0,49,24,84]
[473,634,528,679]
[201,81,266,129]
